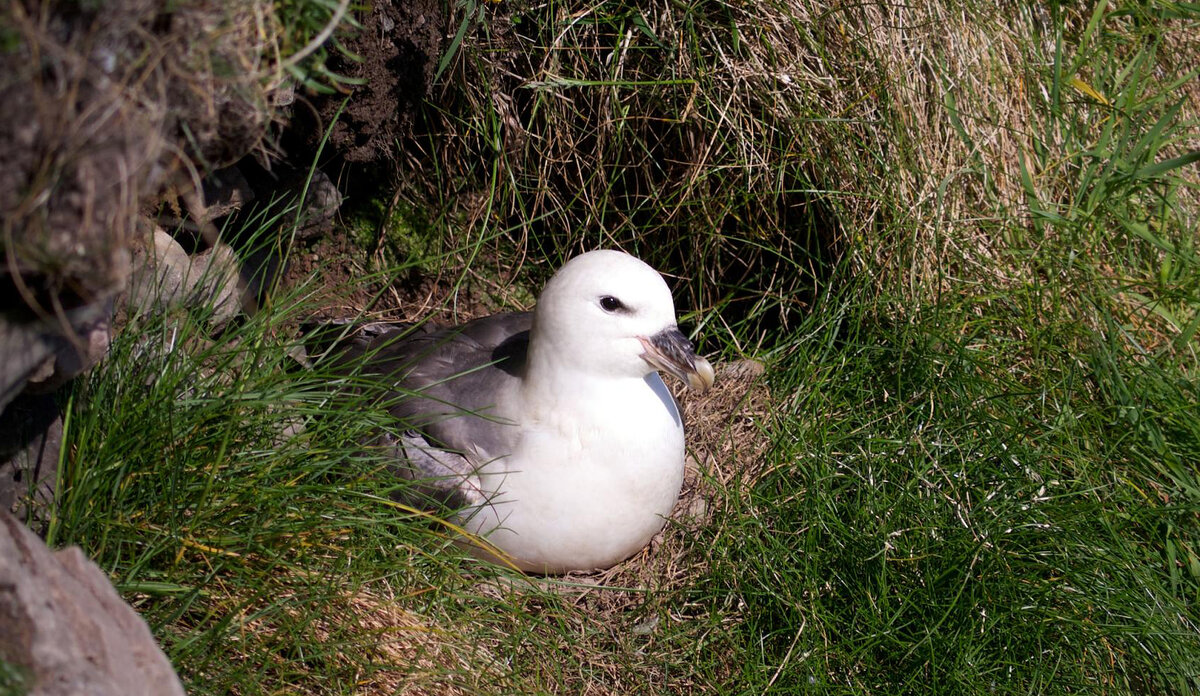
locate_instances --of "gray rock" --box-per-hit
[305,169,343,227]
[24,313,111,396]
[199,166,254,221]
[0,302,110,537]
[0,323,56,416]
[126,228,191,316]
[289,169,343,242]
[271,80,295,107]
[0,303,112,415]
[0,512,187,696]
[185,243,242,329]
[127,228,244,330]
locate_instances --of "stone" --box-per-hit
[271,81,295,107]
[126,228,191,316]
[289,169,343,242]
[24,311,112,395]
[0,302,113,415]
[0,512,187,696]
[185,243,243,329]
[0,323,56,415]
[199,166,254,221]
[126,228,245,330]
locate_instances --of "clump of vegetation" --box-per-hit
[2,1,264,302]
[45,0,1200,694]
[0,0,355,330]
[54,259,505,692]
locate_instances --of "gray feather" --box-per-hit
[350,312,529,458]
[320,313,531,509]
[376,430,488,511]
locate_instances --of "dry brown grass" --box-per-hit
[398,0,1198,332]
[1,0,287,318]
[322,590,504,696]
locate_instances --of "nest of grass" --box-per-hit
[331,359,775,695]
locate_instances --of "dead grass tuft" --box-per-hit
[402,0,861,338]
[327,588,504,696]
[189,581,503,696]
[1,0,287,320]
[396,0,1198,339]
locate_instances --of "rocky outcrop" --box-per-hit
[0,512,187,696]
[0,0,288,415]
[0,304,112,417]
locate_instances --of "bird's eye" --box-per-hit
[599,296,625,313]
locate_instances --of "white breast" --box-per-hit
[459,373,685,573]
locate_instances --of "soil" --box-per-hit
[300,0,447,164]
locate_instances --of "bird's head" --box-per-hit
[532,250,714,393]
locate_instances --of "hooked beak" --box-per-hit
[639,327,715,393]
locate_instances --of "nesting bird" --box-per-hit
[335,250,713,573]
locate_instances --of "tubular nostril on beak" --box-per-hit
[639,327,715,393]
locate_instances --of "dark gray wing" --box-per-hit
[309,312,530,512]
[344,312,531,460]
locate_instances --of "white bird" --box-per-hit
[333,250,714,573]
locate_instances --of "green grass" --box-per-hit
[36,0,1200,694]
[0,659,30,696]
[53,277,449,691]
[710,288,1199,693]
[274,0,364,94]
